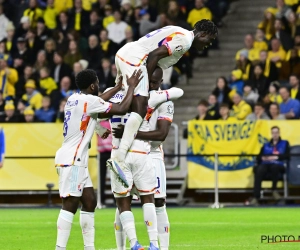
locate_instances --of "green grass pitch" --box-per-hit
[0,207,300,250]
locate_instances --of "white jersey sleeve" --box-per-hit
[157,101,174,123]
[163,33,192,56]
[86,96,112,115]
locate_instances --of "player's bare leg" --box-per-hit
[155,198,170,250]
[140,194,159,249]
[56,197,80,250]
[80,187,97,250]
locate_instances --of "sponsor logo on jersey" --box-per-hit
[167,105,174,114]
[111,93,124,100]
[145,220,153,226]
[175,45,183,52]
[66,100,78,106]
[164,226,169,233]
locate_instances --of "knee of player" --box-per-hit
[155,198,165,207]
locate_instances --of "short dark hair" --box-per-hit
[270,102,279,109]
[280,86,290,94]
[220,103,229,108]
[194,19,218,36]
[255,102,264,108]
[271,126,280,131]
[198,99,209,107]
[289,74,299,80]
[76,69,98,90]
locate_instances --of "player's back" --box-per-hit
[55,93,109,167]
[116,26,194,69]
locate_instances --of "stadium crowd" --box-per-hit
[0,0,229,123]
[193,0,300,122]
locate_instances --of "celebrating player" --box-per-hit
[113,67,175,250]
[54,69,143,250]
[109,19,218,187]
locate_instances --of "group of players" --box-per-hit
[54,19,218,250]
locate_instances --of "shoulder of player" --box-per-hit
[157,101,174,113]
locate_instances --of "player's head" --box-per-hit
[192,19,218,51]
[149,67,163,91]
[75,69,99,95]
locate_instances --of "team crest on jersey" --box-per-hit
[167,105,174,114]
[175,45,183,52]
[99,99,105,105]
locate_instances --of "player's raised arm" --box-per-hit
[99,76,123,101]
[146,46,169,82]
[107,69,144,115]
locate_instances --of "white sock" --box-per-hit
[116,112,143,161]
[119,211,137,248]
[148,88,184,109]
[80,211,95,250]
[143,203,158,247]
[156,205,170,250]
[114,208,126,250]
[56,209,74,249]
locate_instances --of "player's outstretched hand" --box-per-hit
[101,129,111,139]
[126,69,143,88]
[116,75,123,90]
[112,125,125,139]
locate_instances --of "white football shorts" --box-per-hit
[153,158,167,198]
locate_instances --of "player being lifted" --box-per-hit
[109,19,218,187]
[113,67,175,250]
[54,69,143,250]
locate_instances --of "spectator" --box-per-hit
[97,58,114,91]
[34,50,48,72]
[0,4,9,41]
[36,18,52,48]
[13,37,33,74]
[40,67,57,95]
[120,0,135,26]
[53,0,73,14]
[251,126,289,205]
[57,12,72,37]
[279,86,300,119]
[247,102,270,121]
[52,51,72,84]
[102,5,115,29]
[229,69,244,99]
[22,79,43,110]
[0,91,4,114]
[167,0,186,21]
[69,0,89,34]
[212,77,232,105]
[44,0,57,30]
[35,95,56,122]
[140,0,158,22]
[53,30,69,55]
[139,10,161,38]
[272,19,294,51]
[280,48,300,81]
[16,16,31,39]
[253,29,268,51]
[0,127,4,168]
[84,10,102,37]
[258,8,276,41]
[84,35,103,70]
[289,74,300,101]
[269,102,286,120]
[15,65,37,100]
[17,98,28,116]
[23,0,44,28]
[219,103,236,121]
[236,49,251,80]
[51,76,74,110]
[64,40,82,68]
[275,0,292,20]
[187,0,212,28]
[268,81,283,104]
[235,34,260,62]
[0,55,18,99]
[247,64,269,99]
[99,29,117,60]
[120,26,134,46]
[231,92,252,120]
[0,101,20,122]
[268,38,287,68]
[25,28,42,60]
[207,94,220,120]
[56,98,67,122]
[193,99,213,120]
[107,10,129,45]
[23,107,36,123]
[286,11,300,39]
[243,84,259,105]
[44,38,56,68]
[3,22,17,56]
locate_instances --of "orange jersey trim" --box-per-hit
[128,149,149,155]
[116,54,148,67]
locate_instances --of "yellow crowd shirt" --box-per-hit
[268,49,287,68]
[253,40,268,51]
[23,8,44,27]
[44,7,57,29]
[232,100,252,120]
[235,48,260,62]
[40,77,58,95]
[0,68,18,98]
[291,88,299,99]
[269,93,283,104]
[54,0,73,13]
[22,91,43,110]
[187,7,212,27]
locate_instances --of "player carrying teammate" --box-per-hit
[109,19,218,187]
[113,67,175,250]
[54,69,143,250]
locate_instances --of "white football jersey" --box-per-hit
[149,101,174,160]
[55,93,112,167]
[117,26,194,69]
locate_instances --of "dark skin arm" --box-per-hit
[146,46,169,83]
[99,76,123,101]
[113,120,172,141]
